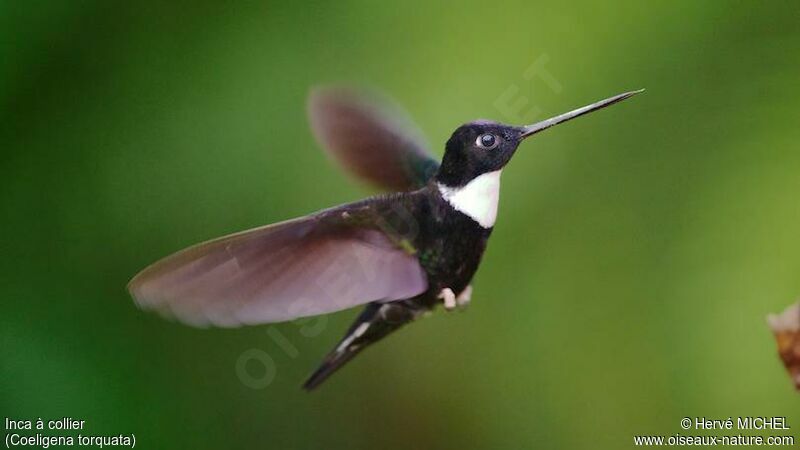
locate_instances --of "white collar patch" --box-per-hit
[437,170,502,228]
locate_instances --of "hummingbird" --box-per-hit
[128,86,643,390]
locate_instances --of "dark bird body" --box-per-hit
[128,86,642,390]
[302,183,493,389]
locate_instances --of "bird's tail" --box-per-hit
[303,301,424,390]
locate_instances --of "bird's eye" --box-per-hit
[476,133,498,149]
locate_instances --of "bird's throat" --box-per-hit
[437,170,502,228]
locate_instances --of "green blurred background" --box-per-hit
[3,1,799,448]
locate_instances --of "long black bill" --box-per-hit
[521,89,644,138]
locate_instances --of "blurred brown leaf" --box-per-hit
[768,302,800,390]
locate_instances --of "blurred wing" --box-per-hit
[308,86,440,191]
[128,210,428,328]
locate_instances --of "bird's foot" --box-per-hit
[438,288,456,311]
[456,285,472,309]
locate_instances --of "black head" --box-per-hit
[435,89,644,187]
[435,121,524,187]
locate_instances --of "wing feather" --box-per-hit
[308,86,440,191]
[128,209,428,327]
